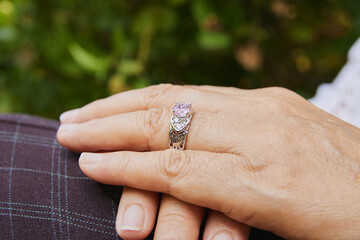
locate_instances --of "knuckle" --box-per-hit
[267,86,291,96]
[114,153,130,185]
[266,86,302,101]
[259,162,297,193]
[141,83,174,107]
[271,164,297,192]
[87,118,104,150]
[263,96,291,115]
[140,108,167,148]
[156,231,183,240]
[159,211,188,225]
[156,212,189,240]
[263,96,283,112]
[156,150,192,192]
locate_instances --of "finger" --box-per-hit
[154,194,205,239]
[59,84,234,124]
[116,187,159,239]
[203,211,250,240]
[60,86,164,124]
[78,150,259,225]
[187,85,244,96]
[57,108,230,153]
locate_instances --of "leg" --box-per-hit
[0,114,129,239]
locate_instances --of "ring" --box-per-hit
[169,102,194,150]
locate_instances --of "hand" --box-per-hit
[59,84,360,239]
[57,84,250,239]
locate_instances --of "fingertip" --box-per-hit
[78,152,88,175]
[78,152,102,176]
[116,188,159,240]
[116,204,145,238]
[56,124,78,150]
[78,152,87,169]
[56,124,67,145]
[59,108,80,123]
[210,231,235,240]
[79,152,102,164]
[203,211,250,240]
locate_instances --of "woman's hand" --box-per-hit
[57,84,250,239]
[58,84,360,239]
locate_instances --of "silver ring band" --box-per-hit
[169,102,194,150]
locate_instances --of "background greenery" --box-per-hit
[1,0,359,119]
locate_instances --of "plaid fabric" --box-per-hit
[0,113,281,240]
[0,114,126,239]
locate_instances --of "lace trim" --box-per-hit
[309,38,360,128]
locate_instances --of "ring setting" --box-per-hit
[169,102,194,150]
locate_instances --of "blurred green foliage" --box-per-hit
[0,0,359,119]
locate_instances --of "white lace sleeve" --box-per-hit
[309,38,360,128]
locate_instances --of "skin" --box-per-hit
[57,84,360,239]
[57,84,250,240]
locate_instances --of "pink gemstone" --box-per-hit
[173,102,191,117]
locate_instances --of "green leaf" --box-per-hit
[131,76,150,89]
[167,0,188,6]
[290,25,314,44]
[134,7,177,33]
[68,43,110,73]
[117,60,144,76]
[0,26,17,42]
[0,89,13,112]
[191,0,214,26]
[197,31,231,50]
[112,28,125,55]
[107,74,130,94]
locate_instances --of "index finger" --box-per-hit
[60,84,242,124]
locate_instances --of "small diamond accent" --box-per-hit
[171,115,190,132]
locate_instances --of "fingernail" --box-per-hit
[120,205,145,231]
[57,124,77,133]
[212,231,234,240]
[60,109,79,123]
[79,153,102,165]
